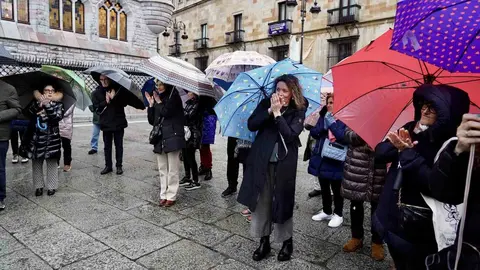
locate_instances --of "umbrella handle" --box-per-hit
[36,117,47,131]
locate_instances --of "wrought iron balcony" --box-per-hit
[268,20,293,36]
[168,44,181,56]
[327,4,361,26]
[194,38,209,50]
[225,30,245,44]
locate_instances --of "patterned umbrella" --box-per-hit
[214,58,322,141]
[138,55,215,99]
[391,0,480,73]
[206,51,276,82]
[41,65,91,110]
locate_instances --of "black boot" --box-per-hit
[35,188,43,196]
[101,167,113,175]
[198,166,206,176]
[204,169,213,181]
[277,237,293,261]
[252,236,271,261]
[116,166,123,175]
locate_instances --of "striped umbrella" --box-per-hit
[138,55,215,99]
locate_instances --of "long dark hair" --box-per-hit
[273,74,306,110]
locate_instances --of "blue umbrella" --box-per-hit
[141,78,155,107]
[214,58,322,141]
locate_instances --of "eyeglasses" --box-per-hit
[421,104,436,114]
[43,88,55,93]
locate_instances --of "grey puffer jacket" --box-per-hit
[59,104,74,139]
[0,81,21,141]
[340,127,387,202]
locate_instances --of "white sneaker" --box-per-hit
[312,211,333,221]
[328,214,344,228]
[12,155,19,164]
[21,157,29,163]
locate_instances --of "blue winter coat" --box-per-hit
[201,112,217,145]
[307,115,346,180]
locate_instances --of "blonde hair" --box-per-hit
[274,74,306,110]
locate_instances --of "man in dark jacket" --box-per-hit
[0,81,21,210]
[91,75,144,175]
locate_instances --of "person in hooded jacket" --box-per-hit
[341,127,387,261]
[180,91,203,191]
[373,84,470,270]
[237,74,308,262]
[91,74,145,176]
[423,113,480,269]
[22,85,64,197]
[308,94,347,228]
[146,80,185,208]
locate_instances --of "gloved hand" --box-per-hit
[324,112,336,127]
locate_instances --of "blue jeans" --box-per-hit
[90,123,101,151]
[0,141,9,201]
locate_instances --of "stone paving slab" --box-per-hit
[14,222,108,269]
[211,259,256,270]
[61,249,146,270]
[0,227,24,257]
[127,204,186,227]
[0,204,62,234]
[0,249,53,270]
[136,239,226,270]
[179,203,234,224]
[165,218,233,247]
[90,219,180,260]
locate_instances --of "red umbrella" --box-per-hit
[331,29,480,148]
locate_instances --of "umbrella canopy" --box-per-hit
[0,71,76,109]
[391,0,480,73]
[84,66,144,106]
[304,70,336,126]
[41,65,91,110]
[214,58,322,141]
[0,45,17,65]
[138,55,215,99]
[206,51,276,82]
[332,29,480,148]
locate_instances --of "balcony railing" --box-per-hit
[194,38,209,50]
[225,30,245,44]
[168,44,181,56]
[327,4,361,26]
[268,19,293,36]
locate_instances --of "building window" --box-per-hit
[269,45,289,61]
[98,1,127,41]
[327,37,357,69]
[0,0,29,23]
[49,0,83,33]
[195,56,208,72]
[1,0,13,21]
[201,23,207,39]
[74,1,84,34]
[340,0,355,19]
[278,1,287,21]
[234,14,242,31]
[17,0,27,23]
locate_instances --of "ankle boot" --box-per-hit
[198,166,206,175]
[252,236,271,261]
[204,169,213,181]
[277,237,293,261]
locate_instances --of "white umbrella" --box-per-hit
[138,55,215,99]
[206,51,276,82]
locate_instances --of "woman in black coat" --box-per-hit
[373,84,470,270]
[22,85,64,197]
[237,74,308,262]
[180,91,203,191]
[146,80,185,208]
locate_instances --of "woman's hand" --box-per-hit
[153,91,161,104]
[39,95,50,107]
[145,92,154,107]
[270,93,282,117]
[455,114,480,155]
[387,128,417,151]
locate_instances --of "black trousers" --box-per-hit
[350,200,382,244]
[103,129,124,168]
[227,137,240,189]
[10,129,25,155]
[183,147,198,182]
[59,137,72,166]
[319,177,343,216]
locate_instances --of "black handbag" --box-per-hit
[149,117,164,145]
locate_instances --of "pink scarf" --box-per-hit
[328,130,336,142]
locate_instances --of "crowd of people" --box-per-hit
[0,69,478,269]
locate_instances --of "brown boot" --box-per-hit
[343,238,363,252]
[371,243,385,261]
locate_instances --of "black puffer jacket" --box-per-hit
[184,98,203,149]
[147,87,185,154]
[341,127,387,202]
[22,96,64,160]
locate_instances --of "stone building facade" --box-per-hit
[160,0,396,73]
[0,0,174,67]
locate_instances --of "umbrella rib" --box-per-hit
[382,62,423,85]
[221,91,262,137]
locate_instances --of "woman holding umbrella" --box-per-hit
[22,84,64,196]
[237,74,308,262]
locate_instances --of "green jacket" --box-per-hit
[0,82,21,141]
